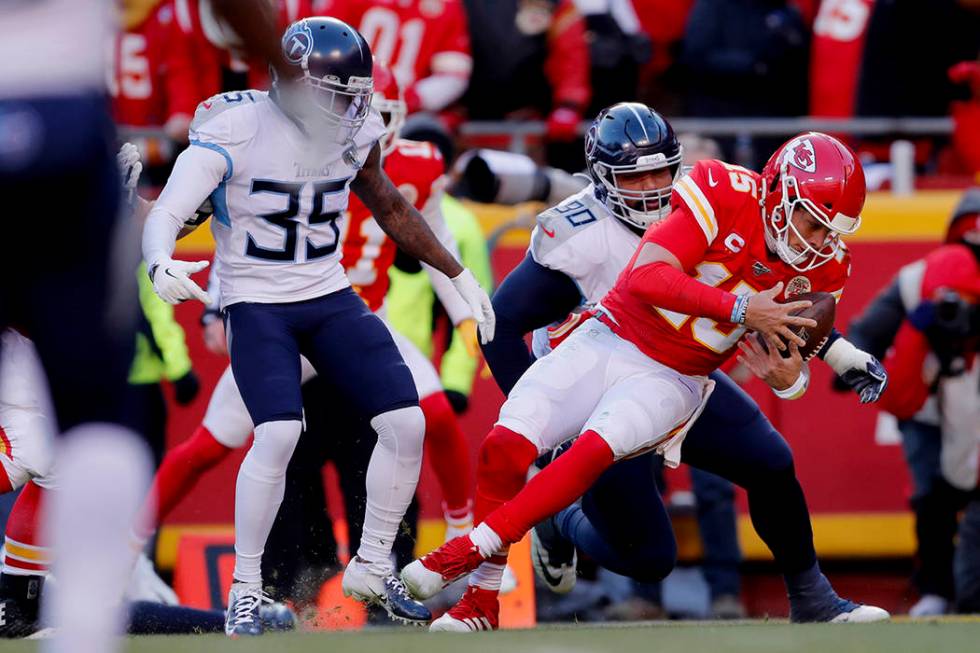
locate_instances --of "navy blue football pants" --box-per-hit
[557,371,816,582]
[224,287,419,427]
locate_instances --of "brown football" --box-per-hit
[753,291,836,361]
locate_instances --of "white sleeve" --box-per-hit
[420,187,473,325]
[142,145,227,268]
[413,73,469,112]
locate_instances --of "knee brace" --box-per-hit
[370,405,425,460]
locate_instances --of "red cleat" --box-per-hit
[400,535,487,599]
[429,586,500,632]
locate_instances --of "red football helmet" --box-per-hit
[761,132,866,272]
[372,61,407,157]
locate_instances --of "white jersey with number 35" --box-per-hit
[185,90,385,308]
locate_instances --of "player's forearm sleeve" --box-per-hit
[625,202,736,322]
[625,260,736,323]
[421,190,473,324]
[142,145,227,267]
[411,73,470,112]
[482,254,583,395]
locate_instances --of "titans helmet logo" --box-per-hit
[283,22,314,65]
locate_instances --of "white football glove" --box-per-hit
[117,142,142,202]
[451,268,495,344]
[148,259,212,304]
[824,337,888,404]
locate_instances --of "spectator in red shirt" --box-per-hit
[315,0,473,113]
[808,0,874,118]
[168,0,313,143]
[112,1,199,163]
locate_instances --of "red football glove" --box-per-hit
[546,106,581,142]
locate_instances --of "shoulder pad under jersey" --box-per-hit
[671,159,761,246]
[189,90,265,133]
[531,186,611,263]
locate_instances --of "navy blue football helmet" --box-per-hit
[585,103,682,229]
[274,17,374,142]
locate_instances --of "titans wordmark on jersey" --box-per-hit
[189,90,386,308]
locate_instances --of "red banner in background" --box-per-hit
[162,238,932,530]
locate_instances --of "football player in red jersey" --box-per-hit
[402,132,891,629]
[134,62,478,562]
[315,0,472,113]
[112,1,200,149]
[167,0,314,139]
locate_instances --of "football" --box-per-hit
[753,291,836,361]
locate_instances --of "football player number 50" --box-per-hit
[656,262,757,353]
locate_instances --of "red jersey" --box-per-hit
[342,139,445,312]
[602,159,851,376]
[809,0,874,117]
[316,0,471,97]
[111,1,198,127]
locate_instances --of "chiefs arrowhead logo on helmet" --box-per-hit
[788,138,817,173]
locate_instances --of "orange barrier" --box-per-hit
[172,531,235,611]
[499,534,536,629]
[171,520,535,629]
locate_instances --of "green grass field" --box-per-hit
[6,619,980,653]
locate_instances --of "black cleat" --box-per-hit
[0,574,43,639]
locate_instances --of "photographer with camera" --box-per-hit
[842,190,980,616]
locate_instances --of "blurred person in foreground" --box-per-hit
[842,192,980,615]
[0,2,149,651]
[0,1,298,650]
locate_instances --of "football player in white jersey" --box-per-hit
[141,18,494,635]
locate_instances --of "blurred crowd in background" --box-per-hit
[115,0,980,182]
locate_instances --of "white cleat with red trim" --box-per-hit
[429,586,499,632]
